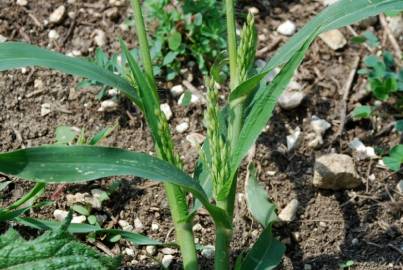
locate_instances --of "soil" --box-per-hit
[0,0,402,270]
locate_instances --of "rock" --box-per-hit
[118,220,133,231]
[247,6,259,15]
[41,103,51,116]
[72,215,86,224]
[160,103,172,120]
[186,133,205,147]
[98,99,118,112]
[53,209,68,221]
[313,153,361,190]
[175,122,189,133]
[105,7,119,19]
[192,223,203,232]
[348,138,378,160]
[34,79,44,89]
[278,199,299,222]
[146,245,157,256]
[397,180,403,193]
[125,248,135,256]
[386,15,403,37]
[170,84,184,97]
[178,92,202,105]
[278,91,305,110]
[307,116,331,148]
[134,217,144,231]
[161,248,177,255]
[107,88,119,97]
[0,34,7,43]
[49,5,66,24]
[94,29,107,47]
[151,223,159,231]
[352,238,359,246]
[277,20,296,36]
[48,30,60,40]
[16,0,28,6]
[66,192,88,205]
[161,255,174,268]
[287,127,302,151]
[319,29,346,50]
[201,245,215,259]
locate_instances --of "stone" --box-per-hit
[107,88,119,97]
[48,30,60,40]
[0,34,7,43]
[49,5,66,24]
[146,245,157,256]
[186,133,205,147]
[313,153,361,190]
[247,7,259,15]
[175,122,189,133]
[278,91,305,110]
[94,29,107,47]
[34,79,44,89]
[304,264,313,270]
[41,103,51,116]
[125,248,135,256]
[170,84,184,97]
[278,199,299,222]
[109,0,125,6]
[348,138,378,160]
[53,209,68,221]
[118,220,133,231]
[17,0,28,6]
[397,180,403,193]
[277,20,296,36]
[72,215,86,224]
[307,116,331,148]
[287,127,302,151]
[386,15,403,37]
[98,99,118,112]
[319,29,346,50]
[134,217,144,231]
[160,103,172,120]
[151,223,159,231]
[201,245,215,259]
[161,255,174,268]
[105,7,119,19]
[192,223,203,232]
[161,248,176,255]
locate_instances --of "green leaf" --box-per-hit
[246,164,277,228]
[8,182,46,210]
[383,144,403,171]
[163,51,178,65]
[239,225,285,270]
[55,126,79,145]
[168,31,182,51]
[71,204,91,216]
[389,144,403,160]
[0,42,140,107]
[179,91,192,107]
[0,227,120,269]
[395,120,403,132]
[362,31,380,48]
[351,105,372,120]
[88,123,117,145]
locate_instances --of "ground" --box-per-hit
[0,0,402,269]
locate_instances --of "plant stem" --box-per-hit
[225,0,238,90]
[130,1,198,269]
[130,0,154,79]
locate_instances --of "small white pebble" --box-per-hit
[41,103,51,116]
[71,215,86,224]
[161,255,174,268]
[16,0,28,6]
[192,223,203,232]
[161,248,176,255]
[186,133,205,147]
[352,238,359,245]
[278,199,299,222]
[201,245,215,259]
[94,29,107,47]
[397,180,403,193]
[151,223,159,231]
[247,6,259,15]
[146,245,157,256]
[118,220,133,231]
[277,20,296,36]
[160,103,172,120]
[175,122,189,133]
[49,5,66,24]
[134,217,144,231]
[170,85,184,97]
[0,34,7,43]
[53,209,68,221]
[98,99,118,112]
[125,248,135,256]
[48,30,60,40]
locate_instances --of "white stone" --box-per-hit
[201,245,215,259]
[277,20,296,36]
[178,92,202,105]
[397,180,403,193]
[278,91,305,110]
[348,138,378,160]
[66,192,88,205]
[98,99,118,112]
[94,29,107,47]
[134,217,144,231]
[0,34,7,43]
[49,5,66,24]
[146,245,157,256]
[34,79,44,89]
[107,88,119,97]
[175,122,189,133]
[161,255,174,268]
[186,133,205,147]
[386,15,403,36]
[192,223,203,232]
[151,223,159,231]
[247,7,259,15]
[313,153,361,190]
[287,127,302,151]
[16,0,28,6]
[53,209,68,221]
[41,103,51,116]
[72,215,86,224]
[48,30,60,40]
[278,199,299,222]
[160,103,172,120]
[319,29,346,50]
[170,85,184,97]
[118,220,133,231]
[308,116,331,148]
[161,248,176,255]
[125,248,135,256]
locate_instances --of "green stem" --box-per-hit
[130,2,198,269]
[225,0,238,90]
[8,183,46,210]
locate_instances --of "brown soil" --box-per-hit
[0,1,402,270]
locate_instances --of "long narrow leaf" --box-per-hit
[0,42,141,106]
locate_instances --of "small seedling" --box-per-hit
[351,105,373,120]
[383,144,403,171]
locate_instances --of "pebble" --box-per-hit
[161,248,177,255]
[146,245,157,256]
[94,29,107,47]
[0,35,7,43]
[397,180,403,193]
[348,138,378,160]
[319,29,346,50]
[34,79,44,89]
[201,245,215,259]
[287,127,302,151]
[16,0,28,6]
[277,20,296,36]
[151,223,159,231]
[178,92,202,105]
[125,248,135,256]
[313,153,361,190]
[175,122,189,133]
[278,91,305,110]
[161,255,174,268]
[386,15,403,36]
[118,220,133,231]
[107,88,119,97]
[53,209,68,221]
[66,193,88,205]
[278,199,299,222]
[105,7,119,19]
[72,215,86,224]
[170,84,184,97]
[109,0,125,6]
[41,103,51,116]
[352,238,359,246]
[160,103,172,120]
[98,99,118,112]
[48,30,60,40]
[307,116,331,148]
[186,133,205,147]
[49,5,66,24]
[134,217,145,231]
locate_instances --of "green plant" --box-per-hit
[0,0,402,269]
[383,144,403,171]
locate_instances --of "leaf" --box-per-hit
[8,182,46,210]
[163,51,178,65]
[15,216,162,246]
[0,226,120,269]
[179,91,192,106]
[88,123,117,145]
[351,105,372,120]
[55,126,79,145]
[362,31,380,48]
[71,204,91,216]
[383,144,403,171]
[168,31,182,51]
[245,164,277,228]
[395,120,403,132]
[0,42,140,107]
[239,225,285,270]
